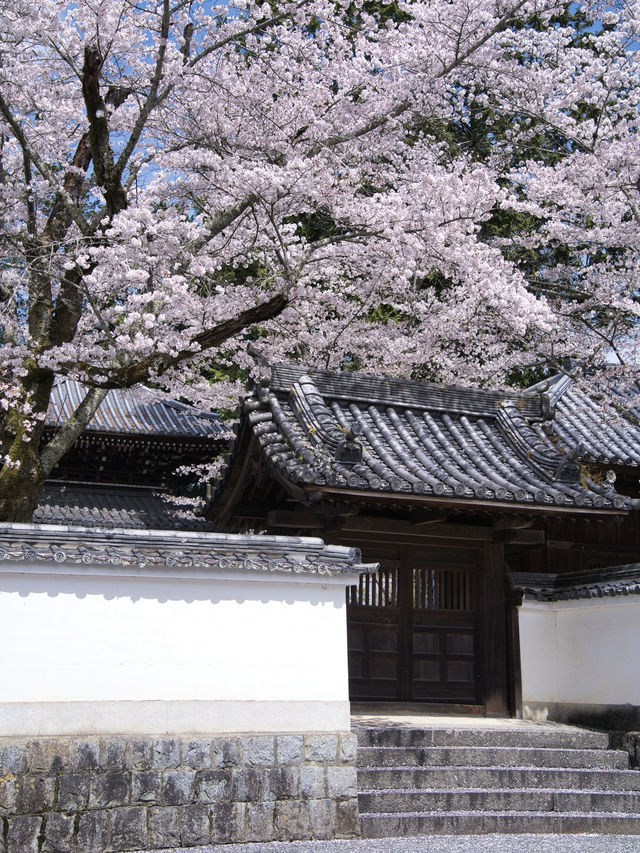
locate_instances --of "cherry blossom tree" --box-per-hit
[0,0,639,521]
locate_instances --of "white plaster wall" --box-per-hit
[520,597,640,708]
[0,563,359,734]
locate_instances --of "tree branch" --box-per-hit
[0,91,91,236]
[80,292,289,388]
[39,386,109,477]
[305,0,534,156]
[113,0,171,183]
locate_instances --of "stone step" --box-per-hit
[357,745,629,770]
[359,765,640,792]
[359,788,640,814]
[359,810,640,838]
[354,726,610,751]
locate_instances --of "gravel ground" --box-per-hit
[134,834,640,853]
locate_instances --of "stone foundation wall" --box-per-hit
[0,732,359,852]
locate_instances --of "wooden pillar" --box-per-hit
[481,542,508,716]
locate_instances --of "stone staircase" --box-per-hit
[354,721,640,836]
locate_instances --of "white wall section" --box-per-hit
[0,527,367,735]
[519,597,640,714]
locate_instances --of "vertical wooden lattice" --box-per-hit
[348,568,399,607]
[413,567,473,611]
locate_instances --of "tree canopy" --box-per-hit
[0,0,639,520]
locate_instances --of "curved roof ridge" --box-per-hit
[271,364,548,420]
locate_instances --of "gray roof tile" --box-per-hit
[530,375,640,467]
[0,523,373,577]
[514,564,640,601]
[46,379,230,439]
[35,483,212,531]
[231,366,635,512]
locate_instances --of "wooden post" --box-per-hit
[481,542,508,716]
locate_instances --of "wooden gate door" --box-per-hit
[347,546,479,704]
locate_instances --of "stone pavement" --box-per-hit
[138,834,640,853]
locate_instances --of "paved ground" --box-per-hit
[138,834,640,853]
[349,709,586,732]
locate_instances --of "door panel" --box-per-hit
[348,547,479,703]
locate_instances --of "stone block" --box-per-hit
[0,776,18,812]
[110,807,147,852]
[57,773,89,812]
[42,812,74,853]
[88,771,130,809]
[303,734,338,763]
[17,775,56,812]
[180,804,210,846]
[74,810,109,853]
[326,765,357,798]
[149,806,181,848]
[231,767,263,802]
[274,800,311,841]
[0,744,27,775]
[148,806,182,850]
[152,739,180,770]
[71,741,99,772]
[625,732,640,768]
[309,798,337,840]
[99,738,126,771]
[299,765,325,799]
[26,740,69,774]
[242,736,275,766]
[336,798,360,837]
[276,736,303,765]
[7,815,42,853]
[246,801,275,841]
[211,802,245,844]
[339,734,358,764]
[197,769,231,803]
[124,739,152,772]
[181,738,212,770]
[162,770,196,806]
[265,767,298,801]
[212,738,240,768]
[131,771,162,805]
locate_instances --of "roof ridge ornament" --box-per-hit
[335,421,363,467]
[498,400,581,483]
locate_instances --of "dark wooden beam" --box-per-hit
[266,509,327,529]
[340,516,543,545]
[342,516,494,541]
[493,517,534,530]
[411,510,450,526]
[494,529,545,545]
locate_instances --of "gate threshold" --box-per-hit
[351,701,486,717]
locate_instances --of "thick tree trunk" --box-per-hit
[0,371,54,522]
[0,449,48,522]
[0,371,109,523]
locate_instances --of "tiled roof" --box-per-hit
[34,483,212,532]
[0,524,372,578]
[229,365,635,512]
[514,564,640,601]
[46,379,230,439]
[534,375,640,468]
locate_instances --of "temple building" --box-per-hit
[36,377,231,529]
[211,365,640,724]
